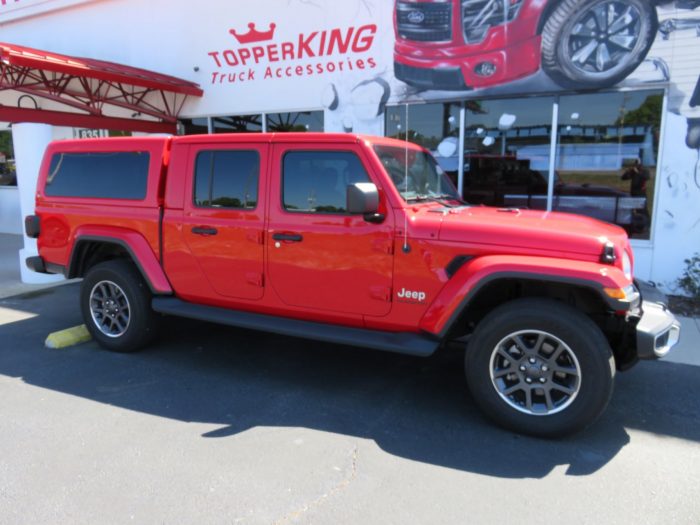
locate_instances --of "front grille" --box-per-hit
[462,0,524,43]
[397,2,452,42]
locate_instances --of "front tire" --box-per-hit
[541,0,658,89]
[465,298,615,438]
[80,259,159,352]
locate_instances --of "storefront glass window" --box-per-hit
[266,111,324,132]
[179,118,209,135]
[557,90,662,240]
[461,96,556,208]
[384,91,663,240]
[385,103,461,151]
[212,115,263,133]
[0,130,16,187]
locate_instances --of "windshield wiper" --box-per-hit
[404,194,432,202]
[427,194,467,207]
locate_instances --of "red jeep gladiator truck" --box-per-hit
[25,132,680,437]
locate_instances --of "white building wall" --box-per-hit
[0,188,22,234]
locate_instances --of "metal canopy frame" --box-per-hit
[0,42,203,133]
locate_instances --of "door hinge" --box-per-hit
[247,231,264,245]
[369,286,392,302]
[246,272,264,288]
[372,239,394,255]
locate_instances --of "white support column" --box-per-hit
[12,123,65,284]
[458,103,466,196]
[546,99,559,212]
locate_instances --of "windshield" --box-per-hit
[374,145,461,203]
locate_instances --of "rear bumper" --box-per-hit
[26,256,48,274]
[26,256,65,276]
[636,301,681,359]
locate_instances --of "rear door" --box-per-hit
[181,143,267,300]
[266,144,394,317]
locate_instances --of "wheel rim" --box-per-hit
[563,1,644,78]
[89,280,131,338]
[489,330,582,416]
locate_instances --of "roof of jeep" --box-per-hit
[45,133,427,152]
[172,132,424,149]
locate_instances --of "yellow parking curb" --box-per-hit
[45,325,92,349]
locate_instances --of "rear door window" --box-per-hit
[45,152,150,199]
[193,150,260,209]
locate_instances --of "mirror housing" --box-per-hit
[347,183,384,224]
[347,183,379,214]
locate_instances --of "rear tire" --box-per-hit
[465,298,615,438]
[80,259,159,352]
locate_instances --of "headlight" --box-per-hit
[622,251,632,281]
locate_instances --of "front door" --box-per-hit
[266,145,394,317]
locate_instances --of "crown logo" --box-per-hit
[229,23,277,45]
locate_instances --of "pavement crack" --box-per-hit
[273,446,359,525]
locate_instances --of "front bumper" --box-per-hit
[394,62,470,91]
[636,301,681,359]
[632,281,681,359]
[393,34,541,90]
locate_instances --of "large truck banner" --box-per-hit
[390,1,700,151]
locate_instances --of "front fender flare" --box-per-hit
[420,255,631,338]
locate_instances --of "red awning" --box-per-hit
[0,42,203,133]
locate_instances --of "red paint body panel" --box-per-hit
[33,132,635,340]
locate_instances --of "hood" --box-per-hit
[437,206,629,258]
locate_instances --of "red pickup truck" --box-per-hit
[24,133,680,437]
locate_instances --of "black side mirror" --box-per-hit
[347,183,384,223]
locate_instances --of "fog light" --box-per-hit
[475,62,497,77]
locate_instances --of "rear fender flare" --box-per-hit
[69,226,172,295]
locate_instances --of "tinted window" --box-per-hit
[212,115,263,133]
[45,152,150,199]
[267,111,323,132]
[283,151,370,214]
[194,150,259,209]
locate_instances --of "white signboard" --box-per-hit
[0,0,95,22]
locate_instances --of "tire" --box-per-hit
[541,0,658,89]
[464,298,615,438]
[80,259,160,352]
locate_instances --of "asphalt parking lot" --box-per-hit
[1,283,699,524]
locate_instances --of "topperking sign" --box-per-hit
[207,21,379,86]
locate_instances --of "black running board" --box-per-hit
[152,297,440,357]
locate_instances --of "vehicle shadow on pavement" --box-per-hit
[1,284,698,479]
